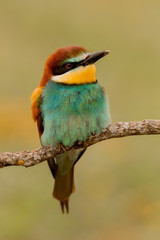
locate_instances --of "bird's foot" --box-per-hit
[58,143,66,152]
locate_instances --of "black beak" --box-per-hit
[80,50,110,67]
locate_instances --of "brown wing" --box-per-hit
[31,86,44,138]
[31,86,58,177]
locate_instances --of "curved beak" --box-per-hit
[80,50,110,67]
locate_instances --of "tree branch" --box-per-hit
[1,119,160,168]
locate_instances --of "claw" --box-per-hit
[58,143,66,152]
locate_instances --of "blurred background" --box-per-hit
[0,0,160,239]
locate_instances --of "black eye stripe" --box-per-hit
[51,57,89,76]
[52,62,78,75]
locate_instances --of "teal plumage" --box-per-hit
[41,80,110,147]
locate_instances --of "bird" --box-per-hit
[31,45,111,213]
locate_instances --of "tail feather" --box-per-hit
[60,199,69,214]
[47,149,86,213]
[53,165,75,213]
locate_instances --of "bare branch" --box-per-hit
[0,119,160,168]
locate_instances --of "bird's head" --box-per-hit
[40,45,109,86]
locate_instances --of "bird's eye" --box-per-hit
[66,63,73,69]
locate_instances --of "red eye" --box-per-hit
[66,63,73,69]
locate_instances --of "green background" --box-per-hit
[1,0,160,239]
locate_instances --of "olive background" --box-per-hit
[1,0,160,239]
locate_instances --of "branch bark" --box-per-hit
[1,119,160,168]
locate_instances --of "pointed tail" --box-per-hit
[47,149,86,213]
[53,165,75,213]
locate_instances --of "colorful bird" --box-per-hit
[31,45,110,213]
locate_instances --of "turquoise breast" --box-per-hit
[41,80,110,147]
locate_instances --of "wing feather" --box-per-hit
[31,86,44,138]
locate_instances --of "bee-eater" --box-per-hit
[31,45,110,213]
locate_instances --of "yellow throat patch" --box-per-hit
[51,64,96,84]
